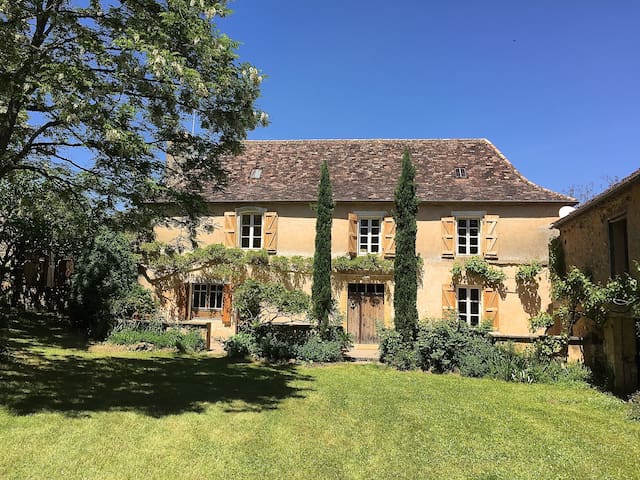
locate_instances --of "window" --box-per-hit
[348,283,385,295]
[240,213,262,249]
[192,284,223,310]
[609,216,629,277]
[457,218,480,255]
[458,286,481,326]
[454,167,467,178]
[358,217,381,254]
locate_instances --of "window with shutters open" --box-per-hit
[458,286,481,326]
[240,213,263,249]
[457,218,480,255]
[192,283,224,310]
[358,217,382,254]
[442,214,499,260]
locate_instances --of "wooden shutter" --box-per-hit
[483,287,499,329]
[483,215,499,259]
[382,216,396,258]
[222,284,233,327]
[441,216,455,258]
[442,283,457,318]
[264,211,278,253]
[224,211,237,248]
[178,282,189,320]
[348,213,358,257]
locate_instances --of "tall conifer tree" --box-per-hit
[393,149,419,342]
[312,161,335,335]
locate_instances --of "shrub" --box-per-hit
[111,283,158,320]
[296,335,345,362]
[629,391,640,421]
[379,328,418,370]
[223,332,257,358]
[106,324,205,353]
[381,319,593,386]
[70,228,140,339]
[415,319,492,373]
[225,324,351,362]
[176,330,205,353]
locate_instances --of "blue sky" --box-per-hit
[220,0,640,196]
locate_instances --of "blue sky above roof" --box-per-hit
[220,0,640,196]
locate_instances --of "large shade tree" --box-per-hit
[0,0,267,215]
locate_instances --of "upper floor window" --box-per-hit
[192,283,223,310]
[457,218,480,255]
[458,286,481,326]
[609,216,629,277]
[359,217,381,254]
[240,213,262,249]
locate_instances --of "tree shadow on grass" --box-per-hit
[0,314,314,417]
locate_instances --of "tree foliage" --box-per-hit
[69,227,142,338]
[0,0,266,216]
[311,160,334,336]
[0,171,95,298]
[393,149,418,342]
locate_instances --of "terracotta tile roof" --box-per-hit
[553,167,640,228]
[199,139,575,203]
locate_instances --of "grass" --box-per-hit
[1,313,639,479]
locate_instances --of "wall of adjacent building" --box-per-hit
[556,180,640,393]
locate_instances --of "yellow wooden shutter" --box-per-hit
[222,284,233,327]
[382,216,396,258]
[483,215,499,259]
[264,211,278,253]
[442,283,457,318]
[348,213,358,257]
[441,216,455,258]
[483,287,499,329]
[224,211,237,248]
[178,282,189,320]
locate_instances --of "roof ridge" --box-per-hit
[243,138,489,142]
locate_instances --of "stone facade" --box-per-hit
[554,169,640,393]
[151,139,575,348]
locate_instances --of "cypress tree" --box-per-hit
[393,149,419,342]
[312,161,335,336]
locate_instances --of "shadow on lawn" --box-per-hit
[0,313,314,417]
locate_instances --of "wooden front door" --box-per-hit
[347,283,384,344]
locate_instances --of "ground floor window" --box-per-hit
[192,283,223,310]
[458,286,481,326]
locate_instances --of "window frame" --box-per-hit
[457,285,482,327]
[237,208,265,250]
[358,216,382,255]
[456,217,481,256]
[191,283,224,311]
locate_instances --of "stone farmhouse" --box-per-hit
[149,139,576,348]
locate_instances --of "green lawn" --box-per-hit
[1,315,639,480]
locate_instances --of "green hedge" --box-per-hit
[107,325,205,353]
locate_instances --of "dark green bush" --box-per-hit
[380,319,592,385]
[111,283,158,320]
[414,319,492,373]
[379,328,418,370]
[223,332,257,358]
[225,324,351,362]
[296,334,345,362]
[70,228,142,338]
